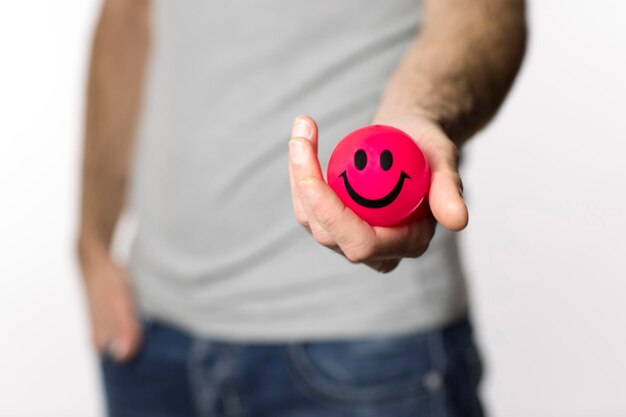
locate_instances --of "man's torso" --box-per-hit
[128,0,468,341]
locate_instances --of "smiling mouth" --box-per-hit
[338,171,411,209]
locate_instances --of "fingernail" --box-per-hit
[289,139,306,164]
[459,178,464,196]
[292,118,313,140]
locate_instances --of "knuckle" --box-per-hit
[294,212,309,228]
[344,249,362,263]
[313,232,335,248]
[315,206,336,231]
[344,241,375,263]
[440,138,460,163]
[315,202,349,233]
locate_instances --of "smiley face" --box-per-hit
[327,125,430,227]
[338,149,411,208]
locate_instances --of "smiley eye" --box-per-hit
[380,150,393,170]
[354,149,367,170]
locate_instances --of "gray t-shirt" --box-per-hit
[128,0,468,342]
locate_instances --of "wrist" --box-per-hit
[373,73,476,145]
[371,110,451,143]
[76,231,112,275]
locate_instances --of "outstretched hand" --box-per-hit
[288,114,467,273]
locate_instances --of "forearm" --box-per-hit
[78,0,151,267]
[374,0,527,144]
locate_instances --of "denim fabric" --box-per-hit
[101,317,484,417]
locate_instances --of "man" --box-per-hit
[78,0,526,416]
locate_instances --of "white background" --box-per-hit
[1,1,624,416]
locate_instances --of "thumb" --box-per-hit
[423,133,468,231]
[291,114,319,151]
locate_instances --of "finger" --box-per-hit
[93,330,111,354]
[109,328,141,362]
[289,115,320,227]
[297,180,343,251]
[291,114,318,150]
[366,259,401,274]
[309,220,340,250]
[290,203,339,252]
[371,215,437,259]
[113,320,142,362]
[298,177,378,263]
[89,307,113,354]
[109,296,142,362]
[421,131,468,231]
[288,161,308,226]
[289,115,322,182]
[299,175,436,261]
[289,116,336,245]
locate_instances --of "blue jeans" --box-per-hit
[101,317,484,417]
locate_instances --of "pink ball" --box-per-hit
[327,125,431,227]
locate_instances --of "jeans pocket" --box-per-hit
[286,332,439,404]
